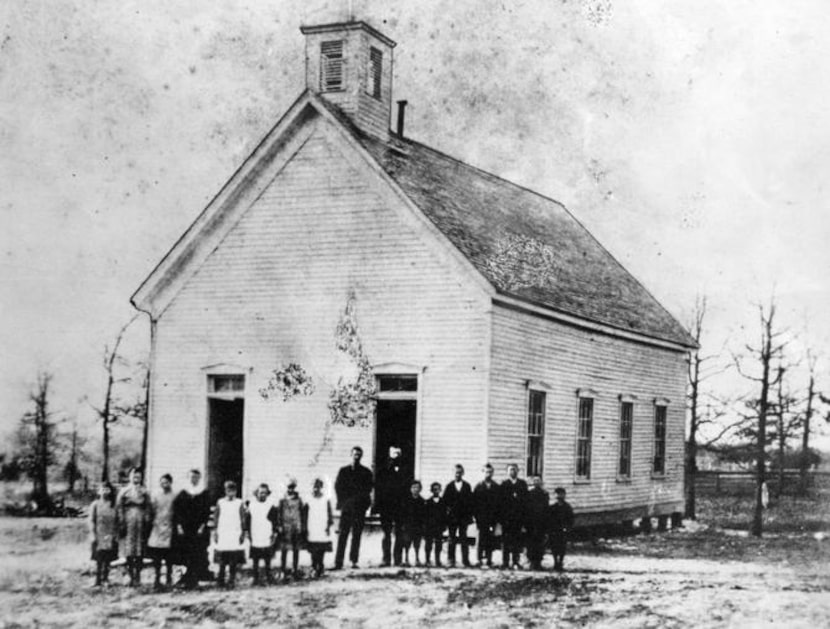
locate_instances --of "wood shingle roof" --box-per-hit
[348,123,695,348]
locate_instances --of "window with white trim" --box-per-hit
[653,403,667,475]
[618,400,633,479]
[576,396,593,480]
[527,390,545,477]
[320,40,344,91]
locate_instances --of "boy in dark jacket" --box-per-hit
[499,463,528,569]
[395,480,425,566]
[473,463,500,568]
[525,475,549,571]
[548,487,575,572]
[423,482,447,567]
[443,464,474,567]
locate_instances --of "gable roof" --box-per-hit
[338,122,695,348]
[133,90,695,349]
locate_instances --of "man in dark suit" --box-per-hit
[473,463,500,568]
[334,446,373,569]
[500,463,528,569]
[443,464,474,567]
[525,475,550,571]
[374,446,409,567]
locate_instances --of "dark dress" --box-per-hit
[173,487,212,584]
[334,462,373,567]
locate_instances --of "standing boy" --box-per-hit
[147,473,176,590]
[525,475,549,571]
[443,464,474,568]
[499,463,528,570]
[473,463,500,568]
[423,482,447,567]
[396,480,425,566]
[334,446,373,569]
[548,487,575,572]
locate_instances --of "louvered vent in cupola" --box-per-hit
[368,47,382,99]
[320,40,344,92]
[301,21,397,140]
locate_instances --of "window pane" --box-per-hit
[653,405,667,474]
[576,397,593,479]
[619,401,633,478]
[377,375,418,392]
[527,391,546,477]
[208,375,244,393]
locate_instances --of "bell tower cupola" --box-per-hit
[300,21,396,140]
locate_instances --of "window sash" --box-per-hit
[653,405,667,475]
[527,390,545,476]
[619,401,633,478]
[576,397,593,479]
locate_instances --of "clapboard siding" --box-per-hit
[489,303,687,516]
[148,123,488,496]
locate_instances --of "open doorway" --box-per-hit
[206,375,244,500]
[374,374,418,476]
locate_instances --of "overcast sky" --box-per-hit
[2,0,828,444]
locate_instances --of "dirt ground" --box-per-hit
[1,502,829,629]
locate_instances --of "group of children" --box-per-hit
[212,477,333,587]
[88,463,575,589]
[88,472,333,589]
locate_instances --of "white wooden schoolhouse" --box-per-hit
[132,20,696,526]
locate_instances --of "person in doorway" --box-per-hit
[548,487,575,572]
[525,475,550,571]
[443,464,474,568]
[499,463,528,570]
[88,481,119,587]
[117,468,151,587]
[277,478,305,580]
[173,468,212,589]
[213,480,246,588]
[305,478,334,578]
[147,473,176,590]
[333,446,373,570]
[374,446,409,567]
[248,483,279,585]
[473,463,501,568]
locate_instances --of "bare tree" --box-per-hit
[17,371,59,509]
[90,315,139,482]
[733,298,788,537]
[63,417,82,493]
[685,296,735,519]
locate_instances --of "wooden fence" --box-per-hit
[695,470,830,496]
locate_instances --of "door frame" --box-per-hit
[373,363,424,478]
